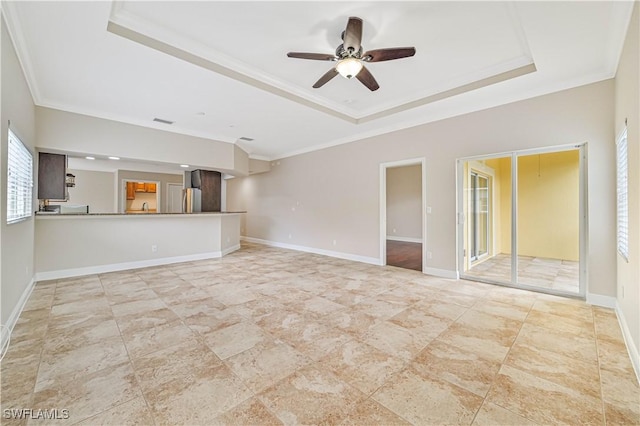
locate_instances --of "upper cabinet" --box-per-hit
[128,181,157,198]
[38,152,67,200]
[126,182,136,200]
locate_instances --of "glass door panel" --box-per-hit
[462,157,512,285]
[516,150,580,294]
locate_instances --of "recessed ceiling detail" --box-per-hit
[107,1,536,123]
[3,1,633,160]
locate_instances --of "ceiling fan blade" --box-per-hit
[363,47,416,62]
[343,17,363,54]
[287,52,337,61]
[313,68,339,88]
[356,65,379,91]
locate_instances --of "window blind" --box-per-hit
[7,129,33,223]
[616,128,628,261]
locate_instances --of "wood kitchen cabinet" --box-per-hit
[144,183,157,193]
[38,152,67,200]
[126,182,136,200]
[135,182,145,192]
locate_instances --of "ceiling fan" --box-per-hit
[287,17,416,91]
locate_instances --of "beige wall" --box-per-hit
[116,170,183,213]
[1,16,37,328]
[227,80,616,297]
[35,107,249,176]
[615,3,639,372]
[66,169,116,213]
[386,165,422,240]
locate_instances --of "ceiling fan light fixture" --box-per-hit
[336,57,363,79]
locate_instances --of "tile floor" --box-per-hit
[1,243,638,425]
[464,253,580,294]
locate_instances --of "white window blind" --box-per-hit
[7,129,33,224]
[616,128,629,261]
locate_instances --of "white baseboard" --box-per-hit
[616,302,640,383]
[242,236,382,266]
[35,252,224,281]
[1,277,36,355]
[222,244,241,256]
[423,267,459,279]
[586,293,617,309]
[387,236,422,243]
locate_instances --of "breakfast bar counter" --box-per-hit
[35,212,245,280]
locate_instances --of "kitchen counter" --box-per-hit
[35,212,244,280]
[36,211,245,218]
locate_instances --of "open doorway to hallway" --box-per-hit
[381,159,425,272]
[458,146,585,297]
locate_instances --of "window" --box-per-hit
[616,128,629,261]
[7,129,33,223]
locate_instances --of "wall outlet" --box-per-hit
[427,206,432,214]
[393,228,396,233]
[288,234,292,239]
[151,244,158,253]
[332,240,337,246]
[226,237,230,243]
[427,251,432,259]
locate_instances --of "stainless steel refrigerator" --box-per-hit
[183,188,201,213]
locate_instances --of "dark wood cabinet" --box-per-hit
[38,152,67,200]
[191,169,221,212]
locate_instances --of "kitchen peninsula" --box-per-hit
[35,212,244,280]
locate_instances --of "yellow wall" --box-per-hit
[490,151,579,261]
[517,150,579,260]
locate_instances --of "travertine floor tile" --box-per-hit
[204,321,270,359]
[372,368,484,425]
[321,340,406,395]
[258,365,366,425]
[3,243,637,426]
[471,401,537,425]
[212,397,283,425]
[31,362,142,425]
[144,364,252,425]
[412,340,501,397]
[338,397,411,425]
[225,339,311,393]
[485,365,604,425]
[75,397,154,426]
[505,342,601,399]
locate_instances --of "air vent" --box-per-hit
[153,117,174,125]
[238,136,254,141]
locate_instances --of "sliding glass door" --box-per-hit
[459,146,584,297]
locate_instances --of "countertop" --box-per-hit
[35,211,246,218]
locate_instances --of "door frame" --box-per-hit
[456,143,587,298]
[379,157,427,272]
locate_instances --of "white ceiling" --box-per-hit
[3,1,634,161]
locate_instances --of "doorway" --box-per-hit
[380,158,426,272]
[458,145,585,297]
[122,180,161,213]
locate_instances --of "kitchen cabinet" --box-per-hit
[38,152,67,200]
[126,182,136,200]
[144,183,157,193]
[135,182,145,192]
[191,169,221,212]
